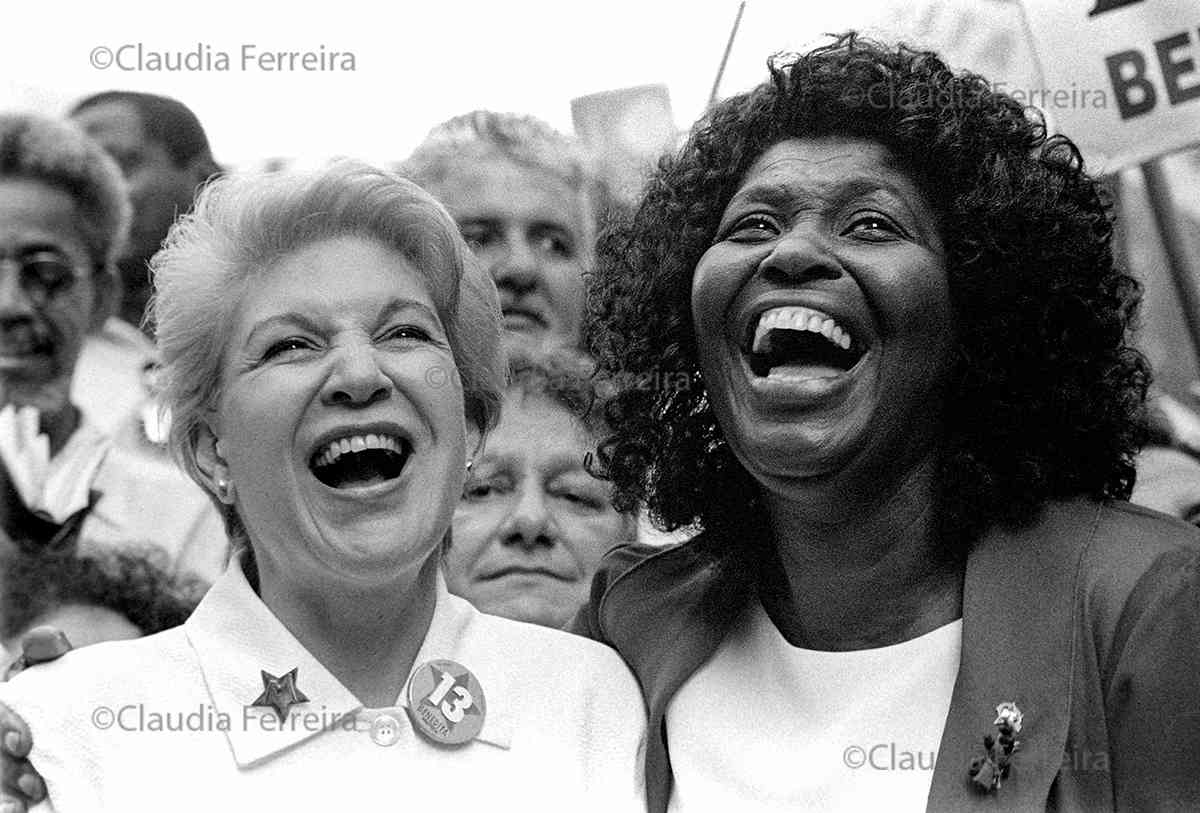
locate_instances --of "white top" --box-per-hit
[666,600,961,812]
[70,317,156,437]
[0,561,647,812]
[0,405,227,581]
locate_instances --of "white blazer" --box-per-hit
[0,561,647,812]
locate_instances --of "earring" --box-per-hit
[465,459,474,473]
[215,476,236,503]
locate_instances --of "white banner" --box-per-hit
[1021,0,1200,170]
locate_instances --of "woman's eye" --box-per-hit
[462,478,506,501]
[460,224,500,253]
[724,214,779,242]
[845,214,903,238]
[381,325,432,343]
[552,485,607,511]
[262,337,314,360]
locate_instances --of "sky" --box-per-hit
[0,0,1043,169]
[2,0,1198,392]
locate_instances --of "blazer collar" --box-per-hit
[185,556,514,767]
[599,499,1101,812]
[927,498,1100,810]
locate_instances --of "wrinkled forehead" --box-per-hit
[426,156,590,234]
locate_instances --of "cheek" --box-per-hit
[449,505,497,562]
[547,262,587,302]
[48,297,94,345]
[690,251,744,341]
[566,513,627,566]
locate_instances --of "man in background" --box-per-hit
[403,111,611,352]
[68,92,219,436]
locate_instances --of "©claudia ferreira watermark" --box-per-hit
[842,78,1112,112]
[841,743,1114,774]
[89,703,405,747]
[423,363,696,395]
[88,43,357,73]
[843,743,937,771]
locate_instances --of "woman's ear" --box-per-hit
[195,421,235,504]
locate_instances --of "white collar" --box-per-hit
[0,405,109,523]
[184,556,514,767]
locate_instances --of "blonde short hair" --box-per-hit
[151,161,505,532]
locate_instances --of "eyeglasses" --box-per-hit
[0,250,85,307]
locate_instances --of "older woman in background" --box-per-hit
[447,347,635,629]
[0,163,645,810]
[579,34,1200,811]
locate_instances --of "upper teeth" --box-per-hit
[752,306,852,353]
[313,433,404,468]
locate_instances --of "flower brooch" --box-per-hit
[969,701,1023,792]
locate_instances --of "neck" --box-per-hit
[757,451,963,651]
[255,553,440,708]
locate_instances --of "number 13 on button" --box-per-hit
[406,659,487,745]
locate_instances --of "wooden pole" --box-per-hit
[1142,158,1200,364]
[708,1,746,108]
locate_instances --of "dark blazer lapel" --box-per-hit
[927,500,1101,811]
[598,534,754,813]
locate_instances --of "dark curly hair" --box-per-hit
[587,33,1150,542]
[1,548,206,643]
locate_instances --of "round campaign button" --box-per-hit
[405,659,486,746]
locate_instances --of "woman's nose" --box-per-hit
[758,226,842,286]
[320,342,391,406]
[499,483,558,549]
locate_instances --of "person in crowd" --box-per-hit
[0,162,645,810]
[406,112,686,549]
[68,91,220,437]
[574,34,1200,810]
[402,111,609,351]
[0,113,224,578]
[1131,389,1200,524]
[1,547,203,677]
[446,346,635,629]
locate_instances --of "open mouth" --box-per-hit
[744,306,866,379]
[309,432,411,489]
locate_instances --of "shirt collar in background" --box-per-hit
[0,404,109,524]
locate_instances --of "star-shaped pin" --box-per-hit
[249,667,309,722]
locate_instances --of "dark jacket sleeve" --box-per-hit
[567,543,664,642]
[1104,545,1200,809]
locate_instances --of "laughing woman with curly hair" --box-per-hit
[576,33,1200,812]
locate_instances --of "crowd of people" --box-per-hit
[0,31,1196,812]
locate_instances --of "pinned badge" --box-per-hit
[249,667,309,722]
[405,659,486,746]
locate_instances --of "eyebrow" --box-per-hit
[474,451,596,479]
[243,297,443,347]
